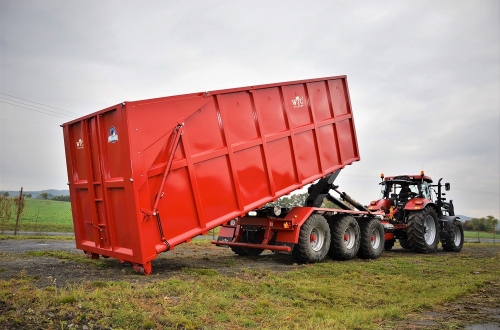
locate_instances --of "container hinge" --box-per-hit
[86,221,103,231]
[141,208,154,221]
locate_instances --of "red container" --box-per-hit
[62,75,359,273]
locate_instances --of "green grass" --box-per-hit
[1,198,73,232]
[464,231,499,239]
[1,245,499,329]
[24,250,112,268]
[0,234,75,241]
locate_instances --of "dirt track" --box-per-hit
[0,239,499,329]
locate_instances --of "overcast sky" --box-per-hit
[1,0,498,219]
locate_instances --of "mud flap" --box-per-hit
[440,215,459,232]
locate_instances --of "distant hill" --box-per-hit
[0,189,69,198]
[457,215,473,221]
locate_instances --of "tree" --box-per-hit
[51,195,70,202]
[463,220,473,231]
[39,192,48,200]
[470,216,499,232]
[2,191,9,197]
[13,188,25,235]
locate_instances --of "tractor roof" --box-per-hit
[383,174,433,183]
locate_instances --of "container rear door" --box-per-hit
[66,108,136,258]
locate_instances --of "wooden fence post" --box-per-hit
[14,187,24,235]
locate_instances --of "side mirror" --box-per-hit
[445,183,450,191]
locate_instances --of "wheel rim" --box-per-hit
[370,228,381,249]
[310,227,324,252]
[453,227,461,246]
[423,215,436,245]
[344,226,356,250]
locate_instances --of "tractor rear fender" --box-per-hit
[275,207,315,244]
[404,198,433,212]
[440,216,460,232]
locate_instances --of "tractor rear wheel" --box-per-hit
[231,230,265,256]
[407,208,439,253]
[357,218,385,259]
[292,214,331,263]
[328,215,360,260]
[442,220,464,252]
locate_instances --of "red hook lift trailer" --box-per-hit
[62,75,386,275]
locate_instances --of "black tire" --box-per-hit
[328,214,360,260]
[357,219,385,259]
[407,208,440,253]
[230,230,265,256]
[398,237,412,249]
[292,214,331,263]
[384,240,395,251]
[442,220,464,252]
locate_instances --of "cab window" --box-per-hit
[421,182,431,199]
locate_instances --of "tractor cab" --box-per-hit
[369,173,434,221]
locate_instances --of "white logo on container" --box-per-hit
[76,139,84,149]
[108,126,119,143]
[292,96,305,108]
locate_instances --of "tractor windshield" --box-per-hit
[420,181,431,199]
[381,181,421,200]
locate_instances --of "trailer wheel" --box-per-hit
[398,237,412,249]
[230,230,265,256]
[407,208,439,253]
[292,214,330,263]
[442,220,464,252]
[357,219,384,259]
[328,215,360,260]
[384,240,395,251]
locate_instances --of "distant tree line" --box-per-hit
[463,216,499,232]
[0,191,70,202]
[51,195,71,202]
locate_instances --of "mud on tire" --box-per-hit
[357,218,385,259]
[442,219,464,252]
[328,214,360,260]
[407,208,440,253]
[292,214,331,263]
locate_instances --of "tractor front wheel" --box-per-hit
[328,215,360,260]
[407,208,440,253]
[442,220,464,252]
[292,214,331,263]
[357,218,384,259]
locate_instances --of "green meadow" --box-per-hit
[1,198,73,233]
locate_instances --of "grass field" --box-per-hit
[1,198,73,233]
[1,242,499,329]
[464,230,499,239]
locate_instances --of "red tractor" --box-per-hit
[368,172,464,253]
